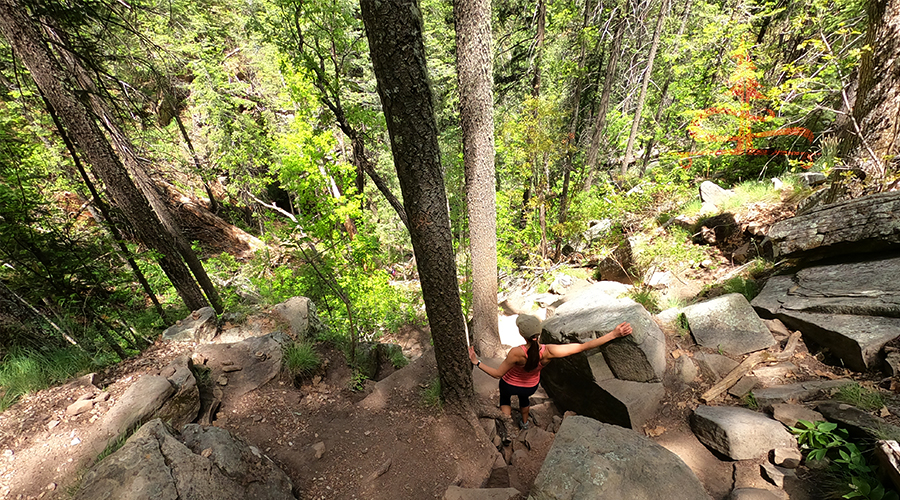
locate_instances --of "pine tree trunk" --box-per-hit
[585,18,626,184]
[455,0,502,357]
[841,0,900,178]
[361,0,475,409]
[0,0,209,312]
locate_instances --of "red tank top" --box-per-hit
[501,344,546,387]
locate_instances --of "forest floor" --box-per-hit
[0,192,894,500]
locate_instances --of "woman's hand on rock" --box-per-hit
[613,322,633,338]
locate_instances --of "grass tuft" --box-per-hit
[834,383,885,412]
[282,341,321,379]
[421,377,442,409]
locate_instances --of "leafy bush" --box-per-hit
[631,227,710,274]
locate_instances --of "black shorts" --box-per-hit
[499,378,539,408]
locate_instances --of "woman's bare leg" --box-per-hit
[521,406,530,426]
[500,405,512,417]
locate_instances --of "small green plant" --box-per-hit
[282,341,321,379]
[790,420,899,500]
[676,313,690,337]
[388,348,408,369]
[421,377,442,409]
[834,383,885,412]
[742,391,758,410]
[722,276,760,301]
[348,370,368,392]
[628,287,661,314]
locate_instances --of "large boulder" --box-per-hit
[162,307,218,342]
[74,419,296,500]
[690,406,797,460]
[767,190,900,261]
[543,291,665,382]
[753,268,900,371]
[193,333,285,403]
[682,293,776,356]
[529,416,710,500]
[95,375,176,452]
[271,296,325,339]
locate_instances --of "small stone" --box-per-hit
[70,437,81,446]
[313,441,326,459]
[75,392,94,402]
[47,420,60,430]
[46,483,56,491]
[66,399,93,417]
[201,448,213,458]
[760,462,795,488]
[95,392,110,402]
[222,365,242,373]
[774,447,802,468]
[217,375,228,386]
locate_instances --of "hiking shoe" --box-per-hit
[519,421,530,430]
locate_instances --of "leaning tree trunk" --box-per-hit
[0,0,209,312]
[840,0,900,179]
[455,0,502,358]
[585,16,625,185]
[360,0,475,409]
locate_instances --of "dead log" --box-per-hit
[700,331,803,403]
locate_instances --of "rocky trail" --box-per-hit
[2,184,900,500]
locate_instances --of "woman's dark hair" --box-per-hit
[524,336,540,371]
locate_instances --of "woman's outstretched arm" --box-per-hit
[544,322,632,360]
[468,345,521,379]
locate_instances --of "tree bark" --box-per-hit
[840,0,900,178]
[455,0,502,357]
[0,0,210,312]
[361,0,475,409]
[585,16,625,183]
[621,0,668,177]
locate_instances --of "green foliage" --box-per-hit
[388,349,408,369]
[0,347,99,411]
[282,341,321,379]
[348,370,368,392]
[420,377,442,409]
[628,287,661,314]
[742,392,759,410]
[722,276,760,302]
[834,383,886,412]
[632,227,710,275]
[790,420,899,500]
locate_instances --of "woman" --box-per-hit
[468,314,632,429]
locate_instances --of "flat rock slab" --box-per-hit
[753,271,900,371]
[770,403,824,428]
[816,401,900,440]
[162,307,217,342]
[543,292,666,382]
[690,405,796,460]
[530,416,710,500]
[194,333,284,402]
[683,294,775,356]
[442,485,522,500]
[767,190,900,260]
[74,419,296,500]
[729,488,784,500]
[751,379,854,406]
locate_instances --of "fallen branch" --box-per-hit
[701,351,772,403]
[700,331,803,403]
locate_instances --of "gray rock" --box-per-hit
[543,292,665,382]
[162,307,218,342]
[690,406,796,460]
[194,334,284,402]
[271,296,324,339]
[597,378,665,430]
[774,447,802,468]
[675,355,698,384]
[767,190,900,260]
[762,319,792,339]
[530,416,710,500]
[797,172,826,188]
[760,462,795,488]
[155,355,200,431]
[700,180,735,207]
[751,379,854,406]
[66,399,93,417]
[443,485,522,500]
[728,376,759,398]
[770,403,824,428]
[96,375,176,449]
[694,352,740,381]
[815,401,900,440]
[729,488,783,500]
[73,419,296,500]
[683,294,776,356]
[752,260,900,371]
[875,440,900,493]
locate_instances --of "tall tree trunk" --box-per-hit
[0,0,210,312]
[585,16,626,185]
[841,0,899,178]
[455,0,501,357]
[621,0,668,177]
[361,0,475,410]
